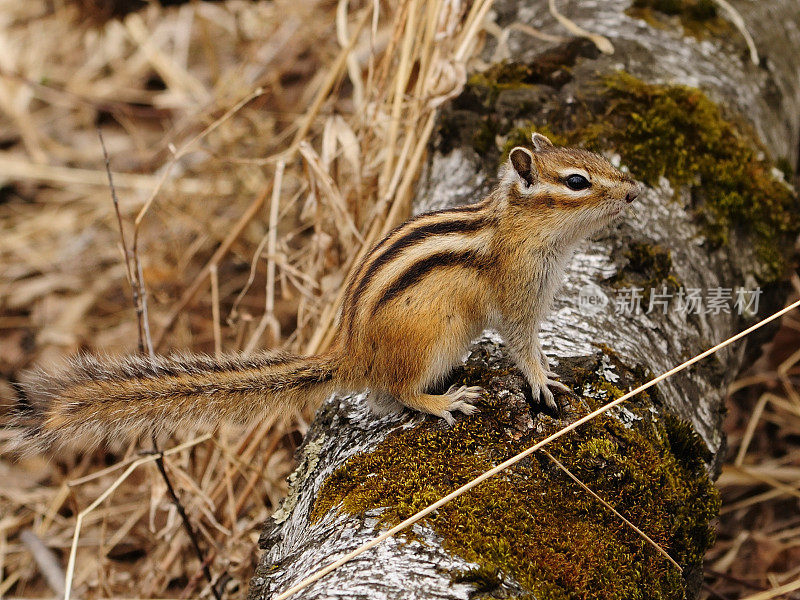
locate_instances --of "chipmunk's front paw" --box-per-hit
[446,384,484,403]
[401,387,482,425]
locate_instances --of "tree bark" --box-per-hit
[249,1,800,599]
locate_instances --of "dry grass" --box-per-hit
[0,0,501,597]
[702,278,800,600]
[0,1,798,598]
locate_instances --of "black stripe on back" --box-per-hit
[346,216,488,327]
[371,250,491,316]
[342,201,488,312]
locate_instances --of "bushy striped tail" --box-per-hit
[12,350,337,453]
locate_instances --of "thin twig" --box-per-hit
[101,128,218,599]
[136,257,155,358]
[151,436,223,600]
[98,128,145,354]
[99,125,155,357]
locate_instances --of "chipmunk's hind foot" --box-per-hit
[444,384,482,420]
[400,385,482,426]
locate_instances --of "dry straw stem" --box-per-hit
[718,483,800,516]
[732,392,800,467]
[244,160,285,356]
[131,87,266,239]
[710,0,759,65]
[152,182,272,350]
[274,299,800,599]
[705,287,800,597]
[738,577,800,600]
[211,264,222,359]
[547,0,613,54]
[151,7,368,353]
[0,156,224,194]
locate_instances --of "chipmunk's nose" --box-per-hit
[625,184,641,203]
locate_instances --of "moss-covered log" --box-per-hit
[249,1,800,598]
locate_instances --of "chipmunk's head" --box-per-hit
[501,133,640,242]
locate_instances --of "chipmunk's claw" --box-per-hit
[531,383,558,411]
[546,378,572,394]
[530,378,573,412]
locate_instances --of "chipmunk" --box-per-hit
[14,133,639,452]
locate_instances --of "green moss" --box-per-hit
[625,243,672,281]
[579,72,798,281]
[471,118,499,156]
[312,357,719,599]
[466,38,599,100]
[436,38,599,161]
[466,70,533,108]
[451,566,505,596]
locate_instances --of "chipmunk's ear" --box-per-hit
[531,132,554,152]
[509,146,537,187]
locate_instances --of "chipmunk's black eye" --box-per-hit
[565,174,590,191]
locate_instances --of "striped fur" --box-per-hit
[14,134,639,451]
[372,249,493,315]
[14,351,335,453]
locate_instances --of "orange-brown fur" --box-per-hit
[14,133,639,452]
